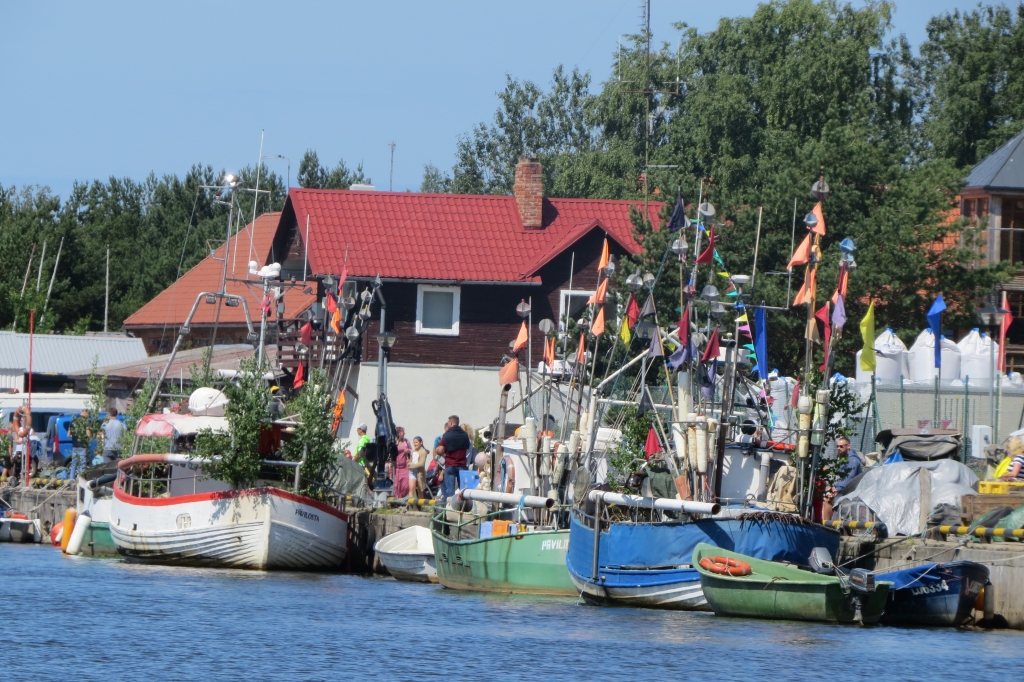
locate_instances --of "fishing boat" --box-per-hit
[876,561,989,627]
[566,491,840,610]
[73,463,119,556]
[374,525,437,583]
[431,488,575,596]
[693,543,891,624]
[110,453,348,570]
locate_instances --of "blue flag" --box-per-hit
[927,293,946,369]
[754,306,769,381]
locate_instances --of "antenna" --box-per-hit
[389,140,396,191]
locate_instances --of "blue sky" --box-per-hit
[0,1,990,200]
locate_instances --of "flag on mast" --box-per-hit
[859,301,876,372]
[597,238,609,272]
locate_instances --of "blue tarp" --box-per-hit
[875,563,941,591]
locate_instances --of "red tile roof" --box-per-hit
[124,212,315,328]
[285,190,662,282]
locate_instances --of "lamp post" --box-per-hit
[977,299,1009,436]
[376,331,397,395]
[517,299,532,417]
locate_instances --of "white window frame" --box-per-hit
[416,284,461,336]
[559,289,595,331]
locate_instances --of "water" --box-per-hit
[3,543,1021,681]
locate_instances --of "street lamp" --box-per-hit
[701,285,719,303]
[812,177,830,201]
[602,261,616,278]
[376,331,397,350]
[626,269,643,292]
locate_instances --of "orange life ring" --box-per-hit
[699,555,752,577]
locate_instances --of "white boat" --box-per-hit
[373,525,437,583]
[0,517,42,543]
[110,453,348,570]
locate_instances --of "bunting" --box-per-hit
[788,234,811,269]
[695,228,716,264]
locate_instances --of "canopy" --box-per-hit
[135,413,229,437]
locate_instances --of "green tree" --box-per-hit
[283,368,337,501]
[420,163,452,193]
[297,150,368,189]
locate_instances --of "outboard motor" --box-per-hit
[809,547,835,575]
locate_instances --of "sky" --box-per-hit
[0,0,993,200]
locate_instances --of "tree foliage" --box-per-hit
[297,150,368,189]
[283,368,337,501]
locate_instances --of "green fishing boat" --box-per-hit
[80,521,118,557]
[430,498,576,597]
[693,543,891,624]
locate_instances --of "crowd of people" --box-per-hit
[1,405,125,482]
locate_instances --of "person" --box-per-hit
[100,407,126,463]
[69,409,93,478]
[12,406,32,481]
[435,415,470,501]
[1,415,15,479]
[354,424,371,464]
[409,436,430,503]
[1001,445,1024,481]
[393,426,411,498]
[823,437,866,521]
[461,423,477,471]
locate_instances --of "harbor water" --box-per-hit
[4,544,1022,681]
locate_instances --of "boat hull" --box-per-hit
[878,561,989,627]
[375,526,438,583]
[80,521,118,557]
[566,511,839,611]
[110,486,348,570]
[432,527,575,596]
[0,518,42,543]
[694,544,891,624]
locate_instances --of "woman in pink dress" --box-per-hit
[393,426,411,498]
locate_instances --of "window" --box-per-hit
[559,289,595,331]
[416,285,460,336]
[962,198,975,225]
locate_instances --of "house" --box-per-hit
[272,158,660,443]
[961,127,1024,370]
[0,331,147,394]
[122,212,317,355]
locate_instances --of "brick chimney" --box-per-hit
[513,158,544,229]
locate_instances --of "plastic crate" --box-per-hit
[459,470,480,490]
[978,480,1024,495]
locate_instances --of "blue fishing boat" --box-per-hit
[566,507,840,610]
[876,561,989,627]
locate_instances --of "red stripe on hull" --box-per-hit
[114,485,348,522]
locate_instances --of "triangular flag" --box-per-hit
[695,228,716,264]
[927,294,947,369]
[619,315,632,344]
[701,327,721,364]
[788,234,811,269]
[326,292,338,314]
[667,189,687,232]
[792,269,816,306]
[576,333,586,364]
[639,294,656,320]
[738,324,751,333]
[337,266,348,290]
[293,362,305,389]
[1001,291,1013,372]
[832,295,847,328]
[644,426,662,458]
[331,308,342,335]
[300,321,312,346]
[637,388,654,417]
[648,329,664,358]
[543,337,556,367]
[816,302,831,370]
[260,292,273,315]
[859,301,876,372]
[754,306,768,381]
[592,307,606,336]
[626,294,641,327]
[498,358,519,386]
[717,271,731,279]
[810,202,826,236]
[597,239,609,273]
[790,379,801,409]
[588,278,609,305]
[830,266,849,304]
[735,314,748,323]
[511,321,529,352]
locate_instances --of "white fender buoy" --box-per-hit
[65,511,92,556]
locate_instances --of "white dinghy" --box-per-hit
[374,525,436,583]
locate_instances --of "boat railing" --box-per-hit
[431,501,566,541]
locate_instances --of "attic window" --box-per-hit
[416,285,460,336]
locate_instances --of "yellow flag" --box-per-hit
[859,301,876,372]
[735,314,748,323]
[620,316,631,344]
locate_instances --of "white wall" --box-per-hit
[340,362,510,449]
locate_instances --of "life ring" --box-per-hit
[699,555,752,576]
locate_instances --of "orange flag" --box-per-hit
[543,337,556,367]
[587,278,609,305]
[787,234,811,269]
[576,333,586,364]
[810,202,826,236]
[331,308,342,335]
[498,358,519,386]
[511,321,528,352]
[592,307,606,336]
[597,238,609,272]
[293,362,305,389]
[792,269,817,307]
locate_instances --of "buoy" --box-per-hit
[51,522,64,546]
[61,509,77,553]
[65,511,91,556]
[700,555,752,576]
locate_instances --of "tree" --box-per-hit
[297,149,368,189]
[283,368,337,501]
[420,163,452,193]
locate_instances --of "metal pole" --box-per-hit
[26,311,33,488]
[590,495,602,581]
[963,377,970,462]
[989,328,995,432]
[377,303,387,397]
[750,206,763,292]
[526,297,532,418]
[104,245,110,332]
[257,278,268,367]
[900,375,905,428]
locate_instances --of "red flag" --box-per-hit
[790,379,800,409]
[300,322,312,345]
[787,234,811,269]
[816,302,831,370]
[644,426,662,459]
[576,334,586,364]
[326,292,338,314]
[625,294,640,327]
[1000,291,1013,372]
[337,266,348,290]
[260,292,273,315]
[695,228,715,264]
[592,307,606,336]
[588,278,609,305]
[498,358,519,386]
[701,327,721,364]
[512,321,529,352]
[597,238,609,273]
[293,362,305,389]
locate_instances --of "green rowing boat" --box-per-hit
[431,509,575,596]
[693,543,891,624]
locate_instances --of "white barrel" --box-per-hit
[65,511,91,556]
[686,418,698,470]
[588,490,720,515]
[695,420,708,474]
[458,488,555,509]
[671,422,687,470]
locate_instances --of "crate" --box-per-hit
[491,520,512,537]
[978,481,1024,495]
[459,470,480,490]
[962,493,1024,524]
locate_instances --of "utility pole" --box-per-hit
[104,246,110,332]
[389,140,396,191]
